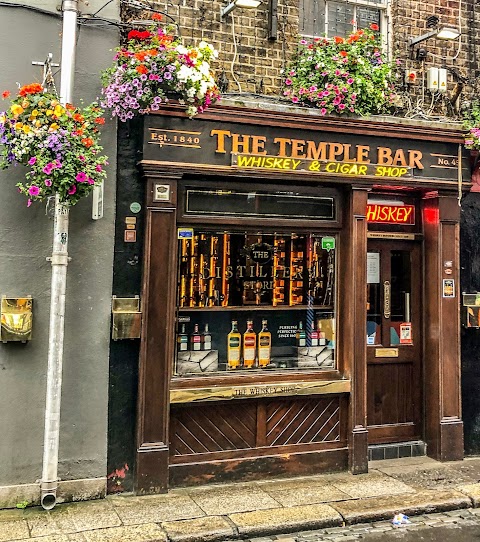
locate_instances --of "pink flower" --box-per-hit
[300,39,308,45]
[292,96,299,103]
[87,177,95,185]
[338,104,346,110]
[309,85,317,92]
[95,164,103,172]
[28,185,40,196]
[320,108,327,115]
[347,78,354,84]
[28,157,37,165]
[285,78,293,86]
[27,199,32,207]
[79,155,86,162]
[76,172,87,183]
[68,185,77,195]
[44,179,52,187]
[43,163,54,175]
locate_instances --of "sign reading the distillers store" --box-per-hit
[143,115,469,182]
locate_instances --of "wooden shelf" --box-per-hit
[178,305,334,312]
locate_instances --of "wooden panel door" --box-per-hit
[366,240,422,444]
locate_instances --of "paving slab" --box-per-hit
[229,503,342,536]
[81,523,166,542]
[0,518,30,542]
[46,502,122,533]
[330,472,415,499]
[457,483,480,506]
[264,484,351,507]
[161,516,235,542]
[109,494,205,525]
[331,489,471,525]
[189,485,280,515]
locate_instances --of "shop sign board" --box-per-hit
[366,204,415,224]
[144,116,470,183]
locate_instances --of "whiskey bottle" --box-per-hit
[258,319,271,368]
[202,323,212,351]
[227,320,241,369]
[296,321,306,347]
[309,320,319,347]
[243,319,257,368]
[191,323,202,351]
[177,323,189,352]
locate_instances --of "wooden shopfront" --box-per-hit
[134,105,468,493]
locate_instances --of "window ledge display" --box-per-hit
[175,228,337,377]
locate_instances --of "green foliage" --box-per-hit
[463,102,480,150]
[283,25,397,117]
[15,500,28,509]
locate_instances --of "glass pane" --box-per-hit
[175,231,336,375]
[356,7,380,30]
[186,190,335,220]
[299,0,326,37]
[390,250,412,346]
[327,2,354,38]
[367,251,381,345]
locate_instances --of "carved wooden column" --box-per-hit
[341,186,369,474]
[135,174,179,493]
[423,192,463,461]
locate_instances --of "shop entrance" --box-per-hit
[366,240,422,444]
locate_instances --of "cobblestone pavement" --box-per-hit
[248,509,480,542]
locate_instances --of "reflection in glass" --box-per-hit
[175,231,336,376]
[390,250,412,346]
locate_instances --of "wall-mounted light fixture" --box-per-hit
[409,25,461,48]
[221,0,262,19]
[1,296,33,343]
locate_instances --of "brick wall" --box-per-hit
[123,0,477,115]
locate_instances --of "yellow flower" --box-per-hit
[14,122,23,130]
[35,120,42,128]
[54,105,65,117]
[22,125,31,134]
[0,114,5,124]
[11,104,24,116]
[46,110,53,116]
[49,123,59,131]
[51,99,59,107]
[21,100,30,109]
[31,110,39,117]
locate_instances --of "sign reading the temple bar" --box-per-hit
[144,115,470,183]
[366,204,415,224]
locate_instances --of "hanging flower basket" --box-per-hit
[101,15,221,120]
[283,24,397,117]
[0,84,108,206]
[463,102,480,151]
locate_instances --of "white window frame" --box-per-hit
[299,0,391,54]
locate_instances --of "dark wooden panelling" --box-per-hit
[367,363,414,427]
[266,398,340,446]
[170,397,341,460]
[171,402,257,456]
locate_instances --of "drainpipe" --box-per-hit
[40,0,78,511]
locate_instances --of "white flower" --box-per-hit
[176,45,188,55]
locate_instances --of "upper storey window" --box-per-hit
[299,0,387,39]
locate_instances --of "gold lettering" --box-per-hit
[210,129,231,153]
[392,149,408,167]
[377,147,393,165]
[408,150,424,169]
[328,143,344,161]
[274,137,291,157]
[306,141,328,160]
[291,139,306,158]
[356,145,371,163]
[232,134,251,154]
[251,135,267,155]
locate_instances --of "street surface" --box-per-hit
[249,509,480,542]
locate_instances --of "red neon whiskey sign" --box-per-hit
[366,204,415,224]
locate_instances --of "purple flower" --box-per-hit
[28,157,37,165]
[164,72,172,80]
[76,172,87,183]
[28,185,40,196]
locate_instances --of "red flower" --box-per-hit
[334,36,345,44]
[94,117,105,125]
[151,13,162,21]
[339,50,348,57]
[136,65,148,74]
[2,90,10,99]
[370,23,379,31]
[18,83,44,97]
[81,137,94,147]
[127,30,152,40]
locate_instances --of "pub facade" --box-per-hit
[118,103,468,493]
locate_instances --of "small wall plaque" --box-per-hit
[154,183,171,202]
[375,348,399,358]
[112,296,142,340]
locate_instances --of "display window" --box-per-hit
[175,230,336,376]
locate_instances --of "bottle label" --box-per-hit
[228,350,240,363]
[298,338,306,347]
[259,336,270,346]
[259,347,270,360]
[229,337,240,348]
[179,338,188,351]
[245,336,256,347]
[192,336,201,351]
[203,338,211,350]
[244,347,255,362]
